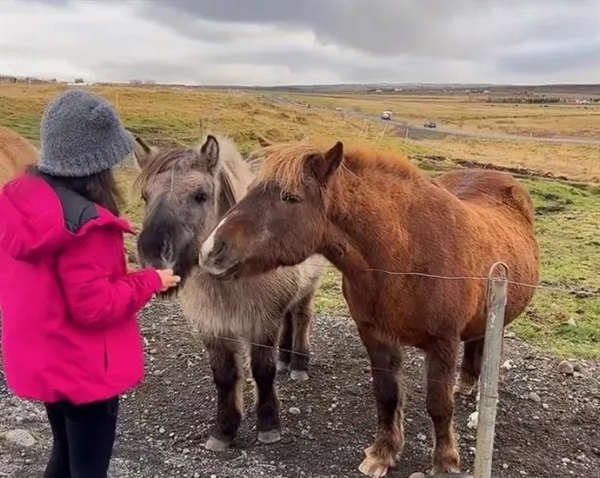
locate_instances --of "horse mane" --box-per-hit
[254,140,420,192]
[133,146,189,193]
[0,127,39,187]
[255,142,323,192]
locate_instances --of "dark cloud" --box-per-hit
[136,0,600,60]
[2,0,599,84]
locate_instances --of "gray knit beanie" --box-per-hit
[37,89,134,177]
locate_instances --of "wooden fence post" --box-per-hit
[379,121,389,141]
[473,261,509,478]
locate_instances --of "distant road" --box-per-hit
[264,94,600,146]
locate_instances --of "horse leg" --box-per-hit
[204,337,244,452]
[290,294,314,382]
[357,326,404,478]
[454,337,484,396]
[425,339,461,474]
[251,335,282,444]
[276,311,293,373]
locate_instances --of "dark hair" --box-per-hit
[29,166,123,217]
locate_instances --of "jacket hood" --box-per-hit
[0,174,134,262]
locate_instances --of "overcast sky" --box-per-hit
[1,0,599,86]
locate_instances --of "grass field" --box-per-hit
[287,93,600,139]
[1,83,598,359]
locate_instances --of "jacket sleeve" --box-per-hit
[57,225,163,329]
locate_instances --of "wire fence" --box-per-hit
[169,264,599,389]
[291,261,600,297]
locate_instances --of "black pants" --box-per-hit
[43,397,119,478]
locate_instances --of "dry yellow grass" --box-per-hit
[289,93,600,139]
[420,138,600,182]
[0,84,426,157]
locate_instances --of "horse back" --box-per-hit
[435,169,534,225]
[0,127,39,187]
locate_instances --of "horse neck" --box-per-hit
[318,160,433,277]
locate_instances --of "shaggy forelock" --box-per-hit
[133,147,197,194]
[254,142,324,193]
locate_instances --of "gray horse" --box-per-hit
[132,134,328,451]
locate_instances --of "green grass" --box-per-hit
[511,179,600,358]
[2,84,598,359]
[314,269,348,316]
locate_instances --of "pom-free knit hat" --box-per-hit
[37,89,134,177]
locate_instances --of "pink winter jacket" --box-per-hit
[0,172,163,404]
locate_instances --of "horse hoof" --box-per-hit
[205,436,230,452]
[258,429,282,444]
[276,360,291,372]
[290,370,309,382]
[358,455,388,477]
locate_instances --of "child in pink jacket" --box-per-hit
[0,89,180,478]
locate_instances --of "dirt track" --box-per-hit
[1,300,599,478]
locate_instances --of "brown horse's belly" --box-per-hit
[341,207,540,348]
[460,233,539,341]
[343,277,483,348]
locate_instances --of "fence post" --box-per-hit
[473,261,509,478]
[379,121,389,141]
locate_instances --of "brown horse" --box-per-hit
[133,134,328,451]
[198,141,540,476]
[0,127,39,187]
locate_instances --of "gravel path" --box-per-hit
[2,300,599,478]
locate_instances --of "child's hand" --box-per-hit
[156,269,181,291]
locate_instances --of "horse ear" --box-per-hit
[132,136,157,171]
[310,141,344,187]
[199,135,220,174]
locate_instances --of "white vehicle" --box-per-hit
[381,110,392,120]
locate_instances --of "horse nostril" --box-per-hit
[160,240,174,263]
[211,239,227,261]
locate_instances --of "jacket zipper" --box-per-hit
[104,336,109,372]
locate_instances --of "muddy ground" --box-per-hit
[1,300,599,478]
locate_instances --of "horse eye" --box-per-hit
[194,192,208,204]
[282,192,301,204]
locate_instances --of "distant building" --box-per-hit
[67,78,94,87]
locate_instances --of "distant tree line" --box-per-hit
[487,96,599,104]
[488,96,562,104]
[0,75,57,84]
